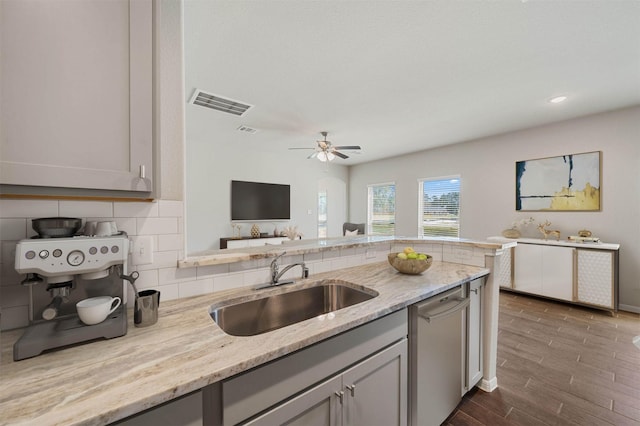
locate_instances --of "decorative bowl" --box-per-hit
[387,253,433,275]
[578,229,592,237]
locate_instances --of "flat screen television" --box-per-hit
[231,180,291,221]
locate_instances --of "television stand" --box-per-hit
[220,236,289,249]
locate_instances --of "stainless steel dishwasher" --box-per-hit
[409,285,470,426]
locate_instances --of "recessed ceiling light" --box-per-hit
[549,96,567,104]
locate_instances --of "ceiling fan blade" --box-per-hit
[289,147,315,150]
[307,152,318,159]
[333,145,361,150]
[333,151,349,159]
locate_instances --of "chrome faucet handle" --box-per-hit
[270,252,286,283]
[270,251,287,266]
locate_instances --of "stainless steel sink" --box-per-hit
[209,279,378,336]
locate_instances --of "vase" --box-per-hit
[501,228,521,239]
[250,224,260,238]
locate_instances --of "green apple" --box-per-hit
[417,254,427,260]
[407,252,418,259]
[397,252,408,260]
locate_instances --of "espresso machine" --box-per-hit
[13,233,132,360]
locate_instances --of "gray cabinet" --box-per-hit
[246,340,407,426]
[244,376,342,426]
[112,391,203,426]
[0,0,153,193]
[464,278,484,394]
[342,340,407,426]
[203,309,408,426]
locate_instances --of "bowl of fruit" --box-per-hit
[388,247,433,275]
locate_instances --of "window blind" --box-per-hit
[419,177,460,237]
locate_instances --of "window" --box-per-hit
[318,190,327,238]
[368,183,395,235]
[419,177,460,237]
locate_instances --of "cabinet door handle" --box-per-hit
[346,384,356,397]
[334,390,344,404]
[471,288,478,295]
[418,297,470,323]
[139,164,146,179]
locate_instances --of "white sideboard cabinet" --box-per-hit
[0,0,153,193]
[509,239,619,311]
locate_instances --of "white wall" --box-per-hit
[185,138,349,253]
[349,106,640,310]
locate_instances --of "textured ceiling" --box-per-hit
[184,0,640,165]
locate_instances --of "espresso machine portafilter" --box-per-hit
[13,235,133,361]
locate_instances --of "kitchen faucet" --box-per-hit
[262,251,309,288]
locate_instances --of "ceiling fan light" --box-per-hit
[317,151,336,162]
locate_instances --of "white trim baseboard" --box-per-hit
[478,377,498,392]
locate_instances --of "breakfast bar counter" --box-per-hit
[0,260,489,426]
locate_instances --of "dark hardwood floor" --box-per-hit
[445,291,640,426]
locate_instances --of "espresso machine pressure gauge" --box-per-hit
[67,250,85,266]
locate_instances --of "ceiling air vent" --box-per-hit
[189,90,253,116]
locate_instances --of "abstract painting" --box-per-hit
[516,151,601,211]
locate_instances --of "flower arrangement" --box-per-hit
[281,225,303,240]
[502,217,535,239]
[510,217,535,230]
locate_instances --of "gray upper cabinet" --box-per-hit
[0,0,153,193]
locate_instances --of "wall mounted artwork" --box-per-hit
[516,151,601,211]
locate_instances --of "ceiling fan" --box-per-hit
[289,132,361,162]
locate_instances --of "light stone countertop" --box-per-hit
[0,260,489,426]
[487,236,620,250]
[179,235,514,267]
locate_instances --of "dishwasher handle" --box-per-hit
[418,297,470,323]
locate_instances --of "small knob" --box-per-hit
[346,384,356,397]
[334,390,344,404]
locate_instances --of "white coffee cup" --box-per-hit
[108,221,118,235]
[76,296,121,325]
[94,222,112,237]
